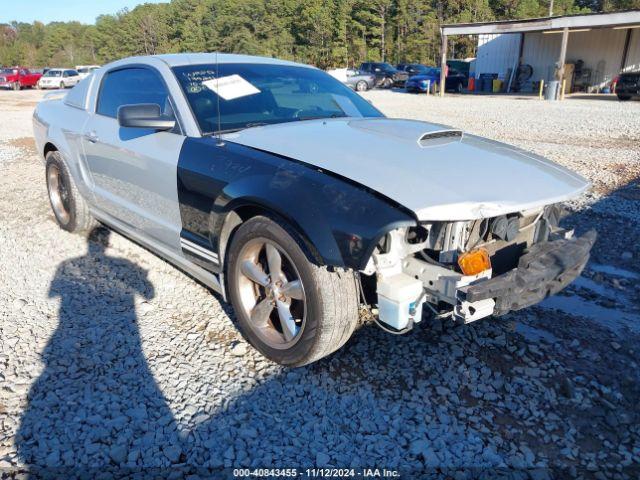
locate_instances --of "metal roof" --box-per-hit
[442,9,640,35]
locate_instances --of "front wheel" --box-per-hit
[59,81,65,89]
[355,80,368,92]
[382,78,393,89]
[227,216,359,366]
[12,82,20,91]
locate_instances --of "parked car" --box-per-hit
[326,68,375,91]
[359,62,408,88]
[616,71,640,101]
[405,67,467,93]
[76,65,101,80]
[38,69,81,89]
[0,67,42,90]
[344,69,376,91]
[396,63,432,77]
[33,53,594,366]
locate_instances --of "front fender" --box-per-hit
[177,137,416,271]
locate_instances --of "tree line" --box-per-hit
[1,0,638,70]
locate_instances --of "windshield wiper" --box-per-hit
[296,114,347,121]
[206,122,271,136]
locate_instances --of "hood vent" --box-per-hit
[418,129,463,148]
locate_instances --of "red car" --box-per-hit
[0,67,42,90]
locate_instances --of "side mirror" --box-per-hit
[117,103,175,130]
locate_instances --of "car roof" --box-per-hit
[104,53,316,70]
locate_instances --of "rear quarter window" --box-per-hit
[64,75,93,110]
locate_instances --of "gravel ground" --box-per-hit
[1,89,639,478]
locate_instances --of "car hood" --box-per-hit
[222,118,589,221]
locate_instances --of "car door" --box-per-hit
[81,66,185,250]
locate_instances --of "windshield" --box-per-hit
[44,70,62,77]
[173,63,383,135]
[1,68,17,74]
[376,63,397,73]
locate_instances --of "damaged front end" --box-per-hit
[363,204,596,332]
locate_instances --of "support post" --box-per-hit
[440,31,448,97]
[620,28,632,72]
[557,27,569,81]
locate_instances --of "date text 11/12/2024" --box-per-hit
[233,468,401,477]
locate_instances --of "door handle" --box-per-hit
[84,131,99,143]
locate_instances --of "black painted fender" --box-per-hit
[177,136,416,271]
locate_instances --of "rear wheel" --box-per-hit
[382,78,393,89]
[12,82,20,91]
[355,80,368,92]
[59,81,65,89]
[45,151,96,233]
[617,94,631,101]
[227,216,359,366]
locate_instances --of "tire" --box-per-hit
[227,216,359,367]
[45,150,96,234]
[355,80,368,92]
[382,78,393,89]
[456,82,463,93]
[617,94,631,101]
[59,81,65,89]
[12,82,20,91]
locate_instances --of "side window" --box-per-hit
[97,67,170,119]
[63,71,69,78]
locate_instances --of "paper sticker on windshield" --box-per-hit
[202,74,260,100]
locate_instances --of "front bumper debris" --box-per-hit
[458,230,597,316]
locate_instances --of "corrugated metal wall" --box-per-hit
[475,27,639,89]
[623,28,640,72]
[522,29,627,86]
[474,34,521,78]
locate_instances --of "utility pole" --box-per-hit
[548,0,554,16]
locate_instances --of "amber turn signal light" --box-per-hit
[458,248,492,276]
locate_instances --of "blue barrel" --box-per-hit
[478,73,498,93]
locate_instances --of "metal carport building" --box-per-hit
[439,10,640,97]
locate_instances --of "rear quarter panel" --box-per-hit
[33,97,93,201]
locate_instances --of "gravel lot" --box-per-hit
[1,88,639,477]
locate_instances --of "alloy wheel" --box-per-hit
[47,164,71,225]
[235,238,306,349]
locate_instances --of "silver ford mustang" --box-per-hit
[33,53,595,366]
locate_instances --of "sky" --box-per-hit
[2,0,167,25]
